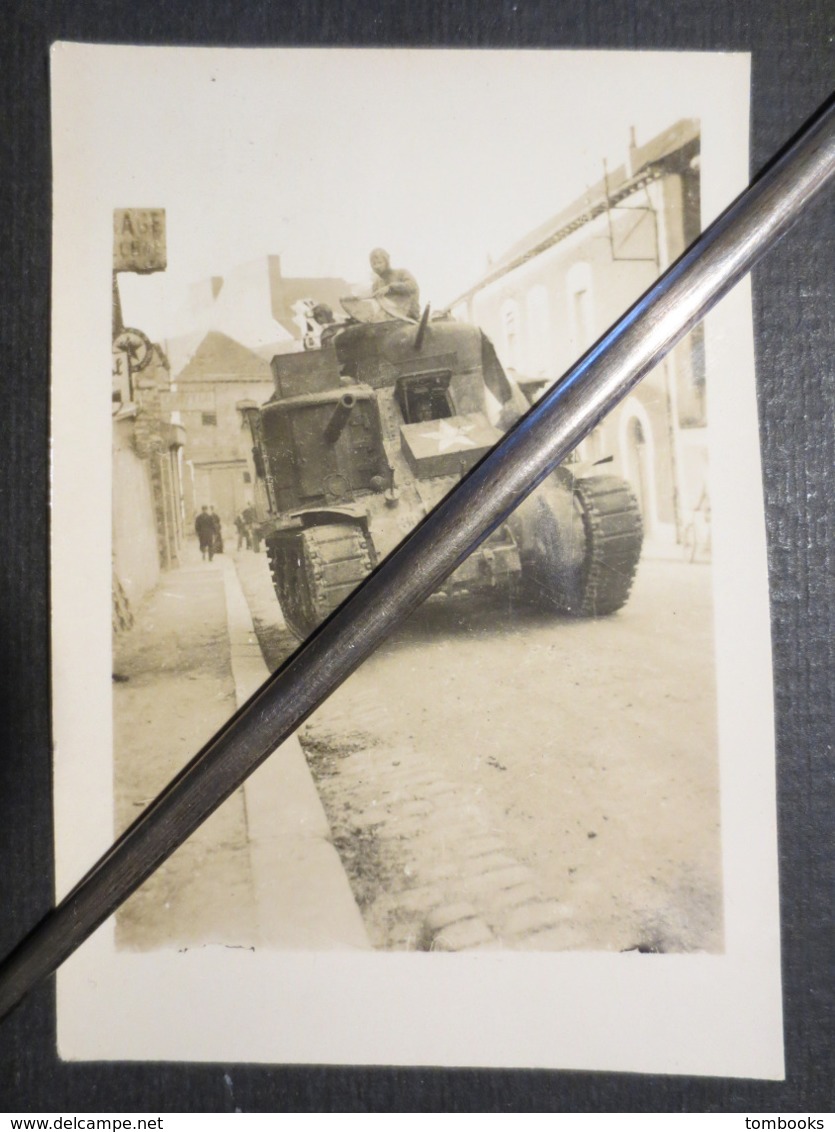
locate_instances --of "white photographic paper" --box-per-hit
[50,44,782,1078]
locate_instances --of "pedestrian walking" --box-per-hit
[235,513,251,551]
[242,503,261,552]
[194,506,215,561]
[209,506,224,555]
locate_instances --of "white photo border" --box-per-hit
[50,44,782,1077]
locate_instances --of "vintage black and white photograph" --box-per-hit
[51,45,782,1075]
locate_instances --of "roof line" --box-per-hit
[449,124,698,308]
[450,166,666,307]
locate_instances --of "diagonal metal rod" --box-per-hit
[2,98,834,1022]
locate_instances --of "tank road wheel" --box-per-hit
[266,525,374,642]
[525,475,643,617]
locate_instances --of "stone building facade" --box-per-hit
[112,344,186,619]
[450,120,706,555]
[169,332,275,531]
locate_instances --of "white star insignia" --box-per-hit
[420,419,477,453]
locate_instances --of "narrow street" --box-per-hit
[234,545,722,955]
[112,554,258,951]
[112,542,371,953]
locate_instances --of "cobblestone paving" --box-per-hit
[233,550,580,952]
[234,548,722,955]
[300,706,590,953]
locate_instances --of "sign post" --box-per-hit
[112,208,167,397]
[113,208,167,275]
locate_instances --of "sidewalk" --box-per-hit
[113,539,369,951]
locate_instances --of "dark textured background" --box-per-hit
[1,0,832,1113]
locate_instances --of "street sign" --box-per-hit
[113,208,167,274]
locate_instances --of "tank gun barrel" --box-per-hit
[323,393,357,445]
[0,98,833,1021]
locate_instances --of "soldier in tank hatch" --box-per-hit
[369,248,420,321]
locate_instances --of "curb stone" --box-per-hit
[221,555,370,950]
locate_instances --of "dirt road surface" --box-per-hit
[235,548,722,955]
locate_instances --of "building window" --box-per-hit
[500,298,521,373]
[525,285,551,378]
[201,412,218,427]
[566,262,596,355]
[243,471,251,483]
[690,323,706,388]
[678,324,707,429]
[572,288,592,349]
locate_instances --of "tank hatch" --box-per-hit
[400,411,502,478]
[270,344,341,398]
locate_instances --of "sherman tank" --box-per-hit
[240,302,643,641]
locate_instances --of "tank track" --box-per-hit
[525,474,643,617]
[266,524,374,641]
[570,475,643,616]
